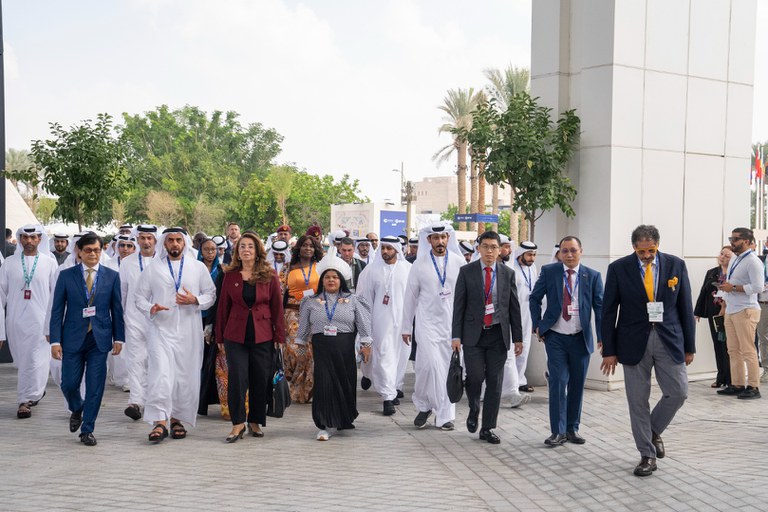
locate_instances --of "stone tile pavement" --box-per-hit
[0,362,766,511]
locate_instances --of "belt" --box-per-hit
[482,323,501,330]
[759,301,768,304]
[551,330,582,337]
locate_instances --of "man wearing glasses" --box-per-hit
[452,231,523,444]
[717,227,763,400]
[600,225,695,477]
[530,235,603,448]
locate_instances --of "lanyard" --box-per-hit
[517,261,532,291]
[484,266,497,303]
[139,252,148,272]
[384,261,398,295]
[81,264,100,306]
[430,252,448,288]
[563,269,580,300]
[323,292,339,322]
[117,257,121,268]
[728,249,753,280]
[300,262,314,288]
[21,254,39,290]
[167,256,185,292]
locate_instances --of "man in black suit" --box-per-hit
[452,231,523,444]
[338,237,366,292]
[601,225,695,477]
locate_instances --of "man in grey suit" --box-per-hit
[452,231,523,444]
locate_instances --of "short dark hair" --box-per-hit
[5,228,11,238]
[316,269,351,295]
[631,225,660,246]
[558,235,582,248]
[339,237,355,247]
[226,222,239,229]
[477,231,501,245]
[732,227,754,243]
[76,232,103,250]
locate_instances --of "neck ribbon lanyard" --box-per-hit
[517,260,532,291]
[22,254,40,290]
[81,264,100,306]
[563,269,580,302]
[301,262,314,288]
[729,249,753,280]
[431,252,448,288]
[167,256,184,292]
[323,292,339,322]
[484,265,497,303]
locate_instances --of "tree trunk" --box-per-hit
[477,161,486,235]
[527,212,535,243]
[520,212,529,241]
[457,141,468,231]
[491,184,499,232]
[509,187,519,243]
[469,157,478,232]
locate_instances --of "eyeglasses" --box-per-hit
[81,247,102,255]
[117,244,133,249]
[560,248,580,254]
[479,244,500,251]
[368,239,379,242]
[202,247,217,252]
[728,237,746,242]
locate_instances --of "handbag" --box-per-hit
[446,350,464,403]
[267,346,291,418]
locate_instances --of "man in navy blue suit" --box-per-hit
[530,236,603,447]
[50,232,125,446]
[600,225,695,477]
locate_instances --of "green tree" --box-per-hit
[35,197,58,225]
[464,93,580,242]
[22,114,129,230]
[267,165,295,226]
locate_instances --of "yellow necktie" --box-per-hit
[86,269,94,332]
[644,263,654,301]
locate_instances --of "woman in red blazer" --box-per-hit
[216,232,286,442]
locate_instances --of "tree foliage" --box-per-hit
[462,92,580,241]
[23,114,129,230]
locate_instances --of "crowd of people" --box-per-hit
[0,220,764,478]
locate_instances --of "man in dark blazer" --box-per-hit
[50,232,125,446]
[601,225,695,477]
[530,235,603,447]
[452,231,523,444]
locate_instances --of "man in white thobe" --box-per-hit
[120,224,158,419]
[357,236,411,416]
[104,234,136,389]
[512,241,538,395]
[136,228,215,441]
[402,224,464,430]
[0,225,58,418]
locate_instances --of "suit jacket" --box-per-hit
[49,264,125,353]
[601,251,695,365]
[452,260,523,350]
[216,271,286,345]
[529,262,603,354]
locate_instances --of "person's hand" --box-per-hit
[112,343,123,356]
[150,303,170,315]
[597,341,603,354]
[176,287,198,305]
[536,328,545,342]
[402,334,411,346]
[513,341,523,356]
[718,281,736,293]
[451,339,461,352]
[695,316,700,322]
[685,353,695,366]
[600,356,618,376]
[361,345,372,363]
[51,345,63,360]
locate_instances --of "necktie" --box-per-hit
[484,266,493,327]
[644,263,654,301]
[86,268,94,332]
[562,269,574,321]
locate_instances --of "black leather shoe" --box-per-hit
[737,386,762,400]
[414,410,432,428]
[633,456,657,477]
[566,431,585,444]
[396,389,404,399]
[361,376,372,390]
[652,432,665,458]
[717,385,744,396]
[79,432,97,446]
[466,412,478,433]
[69,410,83,433]
[383,400,396,416]
[479,429,501,444]
[392,397,400,406]
[124,404,142,421]
[544,433,567,446]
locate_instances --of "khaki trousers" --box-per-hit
[724,308,761,388]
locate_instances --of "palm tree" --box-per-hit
[483,65,530,240]
[433,88,479,232]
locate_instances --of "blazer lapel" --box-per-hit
[655,252,666,302]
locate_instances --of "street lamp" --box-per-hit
[392,162,413,236]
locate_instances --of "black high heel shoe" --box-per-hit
[225,425,246,443]
[248,423,265,438]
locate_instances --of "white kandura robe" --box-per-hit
[402,251,464,425]
[0,253,58,404]
[102,257,128,388]
[357,259,412,401]
[512,260,538,388]
[120,252,155,406]
[135,256,215,426]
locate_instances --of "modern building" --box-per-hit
[411,175,511,215]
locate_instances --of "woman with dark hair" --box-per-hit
[215,233,285,442]
[694,246,733,389]
[283,235,323,403]
[297,248,372,441]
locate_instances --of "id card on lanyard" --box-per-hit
[323,292,339,336]
[564,270,579,316]
[167,256,185,292]
[81,264,99,318]
[22,254,39,300]
[431,252,450,299]
[301,262,315,298]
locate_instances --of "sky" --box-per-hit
[3,0,768,204]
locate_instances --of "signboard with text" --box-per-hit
[380,210,407,237]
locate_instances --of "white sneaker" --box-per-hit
[316,429,330,441]
[510,394,531,409]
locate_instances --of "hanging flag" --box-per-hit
[758,147,765,181]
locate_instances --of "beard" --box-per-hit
[169,248,182,258]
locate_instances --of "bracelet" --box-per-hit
[360,343,372,348]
